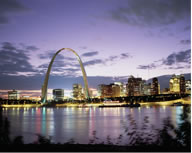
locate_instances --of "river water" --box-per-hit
[2,106,187,144]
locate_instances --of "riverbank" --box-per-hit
[1,97,190,108]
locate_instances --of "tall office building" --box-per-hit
[127,76,142,96]
[151,77,159,95]
[8,89,20,100]
[98,84,112,98]
[112,84,120,97]
[169,74,186,94]
[143,83,151,95]
[114,82,124,96]
[53,89,64,101]
[89,88,98,98]
[73,84,84,100]
[180,75,185,94]
[185,80,191,94]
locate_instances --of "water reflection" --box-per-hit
[2,106,189,144]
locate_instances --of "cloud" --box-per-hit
[137,64,157,70]
[79,46,88,49]
[0,0,28,24]
[120,53,131,59]
[81,51,99,57]
[107,56,118,62]
[84,59,104,66]
[83,52,132,66]
[25,45,39,51]
[109,0,190,27]
[163,49,191,65]
[38,51,76,61]
[180,39,191,45]
[137,49,191,70]
[0,42,37,75]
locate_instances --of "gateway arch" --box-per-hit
[41,48,90,103]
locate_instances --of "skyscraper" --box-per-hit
[53,89,64,101]
[112,84,120,97]
[127,76,142,96]
[169,74,186,94]
[152,77,159,95]
[180,75,185,94]
[98,84,112,98]
[73,84,84,100]
[8,89,20,100]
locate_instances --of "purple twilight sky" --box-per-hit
[0,0,191,91]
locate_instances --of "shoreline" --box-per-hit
[1,97,190,108]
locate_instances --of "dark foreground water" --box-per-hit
[2,106,188,144]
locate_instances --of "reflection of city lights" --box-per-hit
[163,106,166,110]
[138,107,141,112]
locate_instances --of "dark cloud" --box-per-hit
[180,39,191,45]
[109,0,190,26]
[84,59,104,66]
[137,64,157,70]
[107,56,118,62]
[120,53,131,59]
[163,49,191,65]
[38,51,76,61]
[167,66,185,70]
[0,42,37,75]
[0,0,28,24]
[81,51,99,57]
[26,45,39,51]
[137,49,191,70]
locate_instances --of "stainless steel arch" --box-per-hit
[41,48,90,103]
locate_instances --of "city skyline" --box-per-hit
[0,0,190,91]
[0,73,190,100]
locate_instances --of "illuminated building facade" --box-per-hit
[73,84,84,100]
[53,89,64,101]
[185,80,191,94]
[89,88,98,98]
[169,74,186,94]
[143,83,151,95]
[114,82,124,96]
[127,76,142,96]
[162,88,169,94]
[112,84,120,97]
[8,89,20,100]
[151,77,159,95]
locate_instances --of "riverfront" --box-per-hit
[1,96,191,108]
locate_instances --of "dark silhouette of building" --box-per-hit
[152,77,159,95]
[98,84,112,98]
[180,75,185,94]
[127,76,142,96]
[53,89,64,101]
